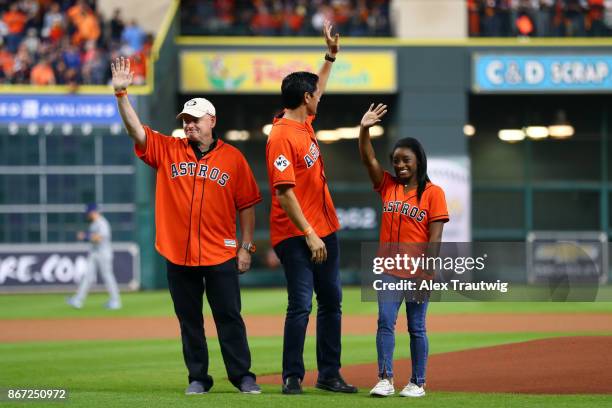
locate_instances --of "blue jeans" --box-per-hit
[274,233,342,382]
[376,274,428,386]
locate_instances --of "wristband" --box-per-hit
[303,226,314,235]
[114,89,127,97]
[325,53,336,63]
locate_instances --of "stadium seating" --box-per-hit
[0,0,151,86]
[180,0,392,37]
[468,0,612,37]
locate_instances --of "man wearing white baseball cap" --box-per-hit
[176,97,216,119]
[111,57,263,395]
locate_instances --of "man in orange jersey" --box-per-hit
[266,21,357,395]
[111,57,262,395]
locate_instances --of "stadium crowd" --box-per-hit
[468,0,612,37]
[0,0,151,86]
[181,0,391,37]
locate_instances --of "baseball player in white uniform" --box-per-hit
[67,203,121,309]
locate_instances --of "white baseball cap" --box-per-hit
[176,97,216,120]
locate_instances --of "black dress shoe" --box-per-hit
[282,376,303,395]
[315,376,358,393]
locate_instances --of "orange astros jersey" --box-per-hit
[376,171,449,244]
[135,126,262,266]
[266,115,340,247]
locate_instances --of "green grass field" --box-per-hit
[2,287,612,319]
[1,288,611,407]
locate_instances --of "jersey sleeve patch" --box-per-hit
[274,154,291,172]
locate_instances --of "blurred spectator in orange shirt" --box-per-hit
[72,7,100,45]
[468,0,481,35]
[130,51,147,85]
[216,0,237,27]
[67,0,88,25]
[3,4,27,53]
[31,56,56,85]
[250,3,280,35]
[282,1,306,35]
[0,44,15,83]
[516,13,535,35]
[48,20,65,44]
[332,0,352,32]
[515,0,536,37]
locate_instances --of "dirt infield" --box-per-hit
[258,336,612,394]
[1,313,612,342]
[3,314,612,395]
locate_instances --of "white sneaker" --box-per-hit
[399,382,425,397]
[105,300,122,310]
[369,379,395,397]
[66,297,83,309]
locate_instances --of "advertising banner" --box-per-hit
[180,51,397,93]
[428,157,471,242]
[0,243,140,293]
[527,231,608,284]
[0,95,130,124]
[473,54,612,93]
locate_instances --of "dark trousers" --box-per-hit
[274,233,342,382]
[166,258,255,390]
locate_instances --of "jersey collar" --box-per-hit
[187,133,223,160]
[273,112,315,131]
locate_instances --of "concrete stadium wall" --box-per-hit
[99,0,171,35]
[391,0,467,38]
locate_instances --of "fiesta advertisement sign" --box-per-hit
[473,54,612,93]
[180,51,396,93]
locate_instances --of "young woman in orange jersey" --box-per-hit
[358,103,449,398]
